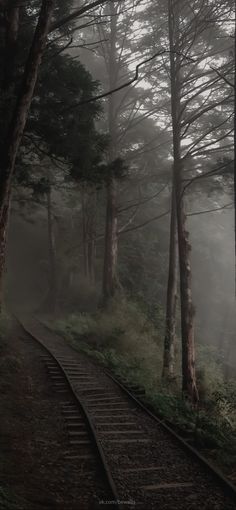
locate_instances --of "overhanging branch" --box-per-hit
[62,50,195,112]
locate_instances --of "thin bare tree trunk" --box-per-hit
[168,0,198,403]
[46,186,57,312]
[88,190,97,284]
[0,0,55,308]
[162,186,178,380]
[175,175,198,402]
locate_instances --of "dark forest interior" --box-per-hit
[0,1,235,509]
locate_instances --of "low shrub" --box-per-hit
[52,296,164,386]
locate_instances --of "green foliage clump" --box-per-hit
[53,313,97,345]
[53,297,163,387]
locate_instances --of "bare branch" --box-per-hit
[62,49,195,112]
[181,93,233,127]
[62,50,167,112]
[181,160,233,197]
[118,210,170,236]
[188,202,233,217]
[118,205,140,233]
[118,184,168,213]
[211,65,234,88]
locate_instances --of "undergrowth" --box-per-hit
[48,297,236,470]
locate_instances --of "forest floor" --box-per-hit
[0,325,91,510]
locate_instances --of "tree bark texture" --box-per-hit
[103,2,119,302]
[0,2,21,299]
[0,0,55,307]
[162,186,178,380]
[168,0,198,403]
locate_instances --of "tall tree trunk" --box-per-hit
[82,188,89,278]
[0,0,55,308]
[87,190,97,284]
[46,186,57,313]
[0,1,20,304]
[175,175,198,402]
[234,15,236,294]
[0,189,10,305]
[168,0,198,403]
[103,178,118,300]
[162,187,178,380]
[102,1,119,303]
[3,2,20,91]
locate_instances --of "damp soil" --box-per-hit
[0,325,108,510]
[16,317,236,510]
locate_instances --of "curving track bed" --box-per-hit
[16,316,236,510]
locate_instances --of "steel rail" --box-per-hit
[104,370,236,503]
[20,316,236,504]
[16,317,123,510]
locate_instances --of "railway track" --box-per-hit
[16,316,236,510]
